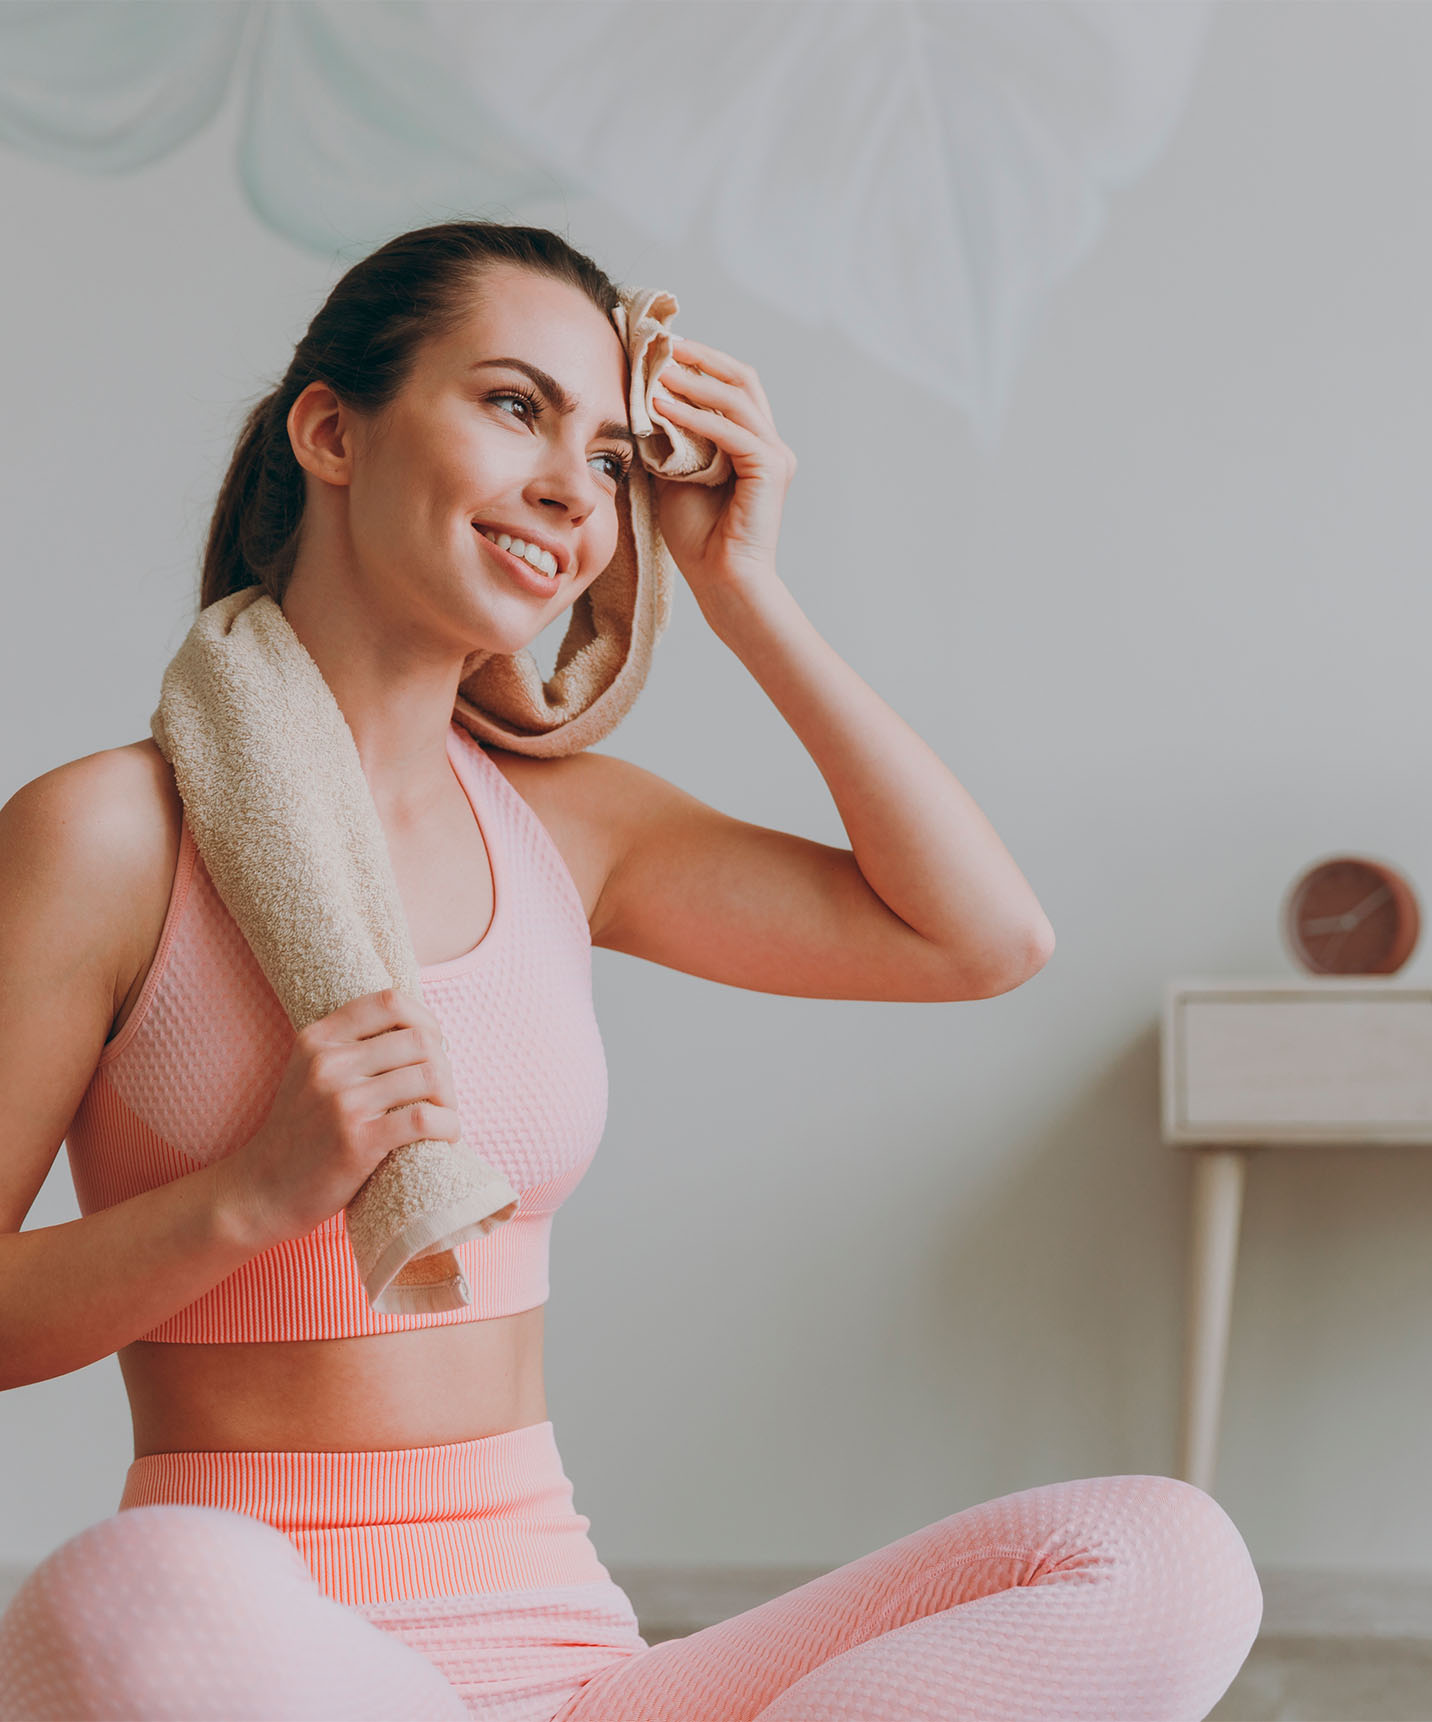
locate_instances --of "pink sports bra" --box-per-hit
[63,721,608,1342]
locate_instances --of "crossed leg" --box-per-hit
[0,1474,1261,1722]
[553,1473,1263,1722]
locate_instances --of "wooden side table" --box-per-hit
[1160,977,1432,1495]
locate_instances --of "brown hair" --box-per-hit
[199,221,622,610]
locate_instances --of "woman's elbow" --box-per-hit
[1026,912,1056,975]
[967,914,1055,1000]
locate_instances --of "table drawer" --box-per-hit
[1163,984,1432,1143]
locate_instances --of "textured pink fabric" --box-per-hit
[353,1584,647,1722]
[116,1421,618,1607]
[62,721,609,1339]
[0,1472,1261,1721]
[553,1472,1263,1722]
[0,1508,472,1721]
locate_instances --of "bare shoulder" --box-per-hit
[481,745,680,940]
[2,738,179,894]
[0,739,181,1231]
[2,739,182,1014]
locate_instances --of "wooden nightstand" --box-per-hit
[1161,977,1432,1494]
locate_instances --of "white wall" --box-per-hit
[4,1,1432,1577]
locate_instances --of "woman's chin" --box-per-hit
[455,608,563,670]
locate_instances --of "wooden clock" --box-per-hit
[1282,856,1421,975]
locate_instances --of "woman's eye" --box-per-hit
[592,452,630,484]
[490,391,535,421]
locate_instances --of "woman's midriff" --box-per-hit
[117,1306,547,1458]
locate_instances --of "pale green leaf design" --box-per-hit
[0,0,1208,444]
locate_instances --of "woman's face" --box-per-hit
[338,263,634,660]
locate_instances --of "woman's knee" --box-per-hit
[0,1508,468,1721]
[11,1505,312,1613]
[1110,1474,1264,1645]
[0,1505,318,1673]
[0,1509,296,1720]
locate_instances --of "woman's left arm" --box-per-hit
[581,335,1053,1004]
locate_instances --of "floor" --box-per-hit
[3,1559,1431,1718]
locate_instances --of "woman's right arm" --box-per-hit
[0,750,277,1390]
[0,750,464,1391]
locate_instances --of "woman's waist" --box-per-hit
[117,1306,546,1460]
[117,1414,570,1528]
[112,1399,611,1607]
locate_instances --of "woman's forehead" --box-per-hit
[437,285,629,417]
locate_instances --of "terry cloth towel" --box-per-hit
[148,285,729,1315]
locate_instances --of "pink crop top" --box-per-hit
[63,721,608,1342]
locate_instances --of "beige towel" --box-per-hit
[151,588,520,1314]
[149,284,728,1315]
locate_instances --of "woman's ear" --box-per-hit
[286,382,354,490]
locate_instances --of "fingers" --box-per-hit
[652,384,768,467]
[312,993,450,1084]
[661,336,796,484]
[358,1023,442,1081]
[668,335,776,427]
[656,365,795,481]
[348,987,438,1042]
[656,360,758,434]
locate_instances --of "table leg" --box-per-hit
[1176,1147,1250,1495]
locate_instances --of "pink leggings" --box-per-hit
[0,1425,1262,1721]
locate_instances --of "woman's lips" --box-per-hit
[473,525,562,597]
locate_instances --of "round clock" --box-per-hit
[1282,856,1421,975]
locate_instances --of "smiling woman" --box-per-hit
[0,219,1259,1722]
[256,260,636,673]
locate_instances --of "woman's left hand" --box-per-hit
[648,336,797,605]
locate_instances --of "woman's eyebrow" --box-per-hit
[470,356,637,447]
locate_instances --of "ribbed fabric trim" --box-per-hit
[116,1420,612,1606]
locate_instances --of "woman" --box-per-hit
[0,222,1261,1720]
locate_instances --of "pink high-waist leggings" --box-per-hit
[0,1464,1261,1721]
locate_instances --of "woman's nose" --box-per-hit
[528,440,605,521]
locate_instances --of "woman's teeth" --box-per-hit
[475,525,559,579]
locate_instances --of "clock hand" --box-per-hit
[1344,883,1391,926]
[1302,885,1392,939]
[1303,912,1357,935]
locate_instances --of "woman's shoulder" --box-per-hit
[3,739,180,892]
[0,740,183,1044]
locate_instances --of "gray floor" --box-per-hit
[1210,1637,1432,1721]
[1205,1570,1432,1722]
[4,1559,1431,1718]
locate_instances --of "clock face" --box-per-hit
[1283,857,1421,975]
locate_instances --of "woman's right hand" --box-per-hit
[216,988,462,1251]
